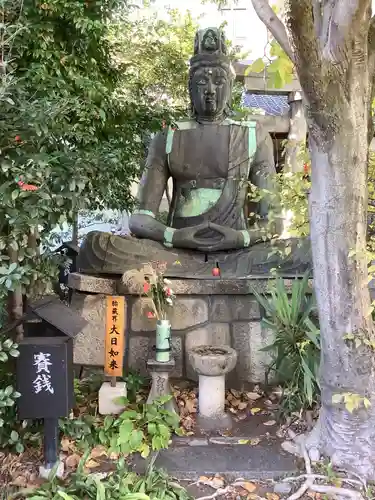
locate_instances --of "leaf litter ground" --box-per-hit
[0,379,368,500]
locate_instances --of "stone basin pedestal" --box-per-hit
[188,345,237,431]
[147,358,178,414]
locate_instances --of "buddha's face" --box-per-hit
[190,66,230,120]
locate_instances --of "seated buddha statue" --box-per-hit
[77,27,311,279]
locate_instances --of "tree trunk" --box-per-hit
[308,112,375,477]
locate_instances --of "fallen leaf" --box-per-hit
[235,412,248,421]
[249,437,261,445]
[185,397,197,413]
[85,458,100,469]
[242,481,257,493]
[199,475,225,489]
[266,493,279,500]
[250,407,262,415]
[263,420,276,426]
[11,475,27,487]
[65,453,81,469]
[229,407,238,414]
[61,437,73,452]
[238,402,248,410]
[246,392,262,401]
[211,476,225,489]
[238,439,249,444]
[235,486,251,497]
[199,476,210,482]
[90,446,107,459]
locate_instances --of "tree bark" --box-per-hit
[250,0,375,478]
[308,121,375,477]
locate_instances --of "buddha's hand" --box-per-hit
[200,222,246,252]
[172,222,247,252]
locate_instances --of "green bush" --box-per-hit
[20,455,192,500]
[60,395,182,457]
[0,335,24,452]
[253,273,321,416]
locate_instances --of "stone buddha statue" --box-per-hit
[78,27,310,279]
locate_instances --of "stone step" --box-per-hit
[131,441,297,481]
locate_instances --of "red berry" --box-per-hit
[212,267,220,277]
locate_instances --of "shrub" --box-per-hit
[253,272,321,416]
[21,455,192,500]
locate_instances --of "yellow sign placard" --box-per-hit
[104,296,126,377]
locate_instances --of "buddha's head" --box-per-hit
[189,28,235,122]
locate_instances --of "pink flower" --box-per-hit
[143,282,150,293]
[165,287,172,297]
[147,311,155,319]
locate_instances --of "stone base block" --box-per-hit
[39,461,64,480]
[196,412,233,432]
[98,382,127,415]
[69,274,308,384]
[147,359,178,414]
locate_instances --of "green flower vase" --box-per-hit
[156,319,171,362]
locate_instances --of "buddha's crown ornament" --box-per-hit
[190,27,235,78]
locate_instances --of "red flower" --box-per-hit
[143,282,150,293]
[212,267,220,277]
[20,184,38,191]
[303,163,310,174]
[15,135,21,142]
[147,311,155,319]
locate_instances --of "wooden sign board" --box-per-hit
[104,296,126,377]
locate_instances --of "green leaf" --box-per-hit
[57,492,75,500]
[140,443,150,458]
[129,429,144,450]
[95,476,106,500]
[249,58,265,73]
[147,422,157,435]
[10,430,19,442]
[119,420,134,443]
[104,415,114,430]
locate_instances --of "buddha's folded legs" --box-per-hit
[211,238,312,278]
[77,231,312,278]
[77,231,215,277]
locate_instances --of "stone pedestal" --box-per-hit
[188,345,237,431]
[147,358,178,414]
[98,381,127,415]
[68,273,315,384]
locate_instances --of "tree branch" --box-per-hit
[250,0,295,63]
[321,0,371,63]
